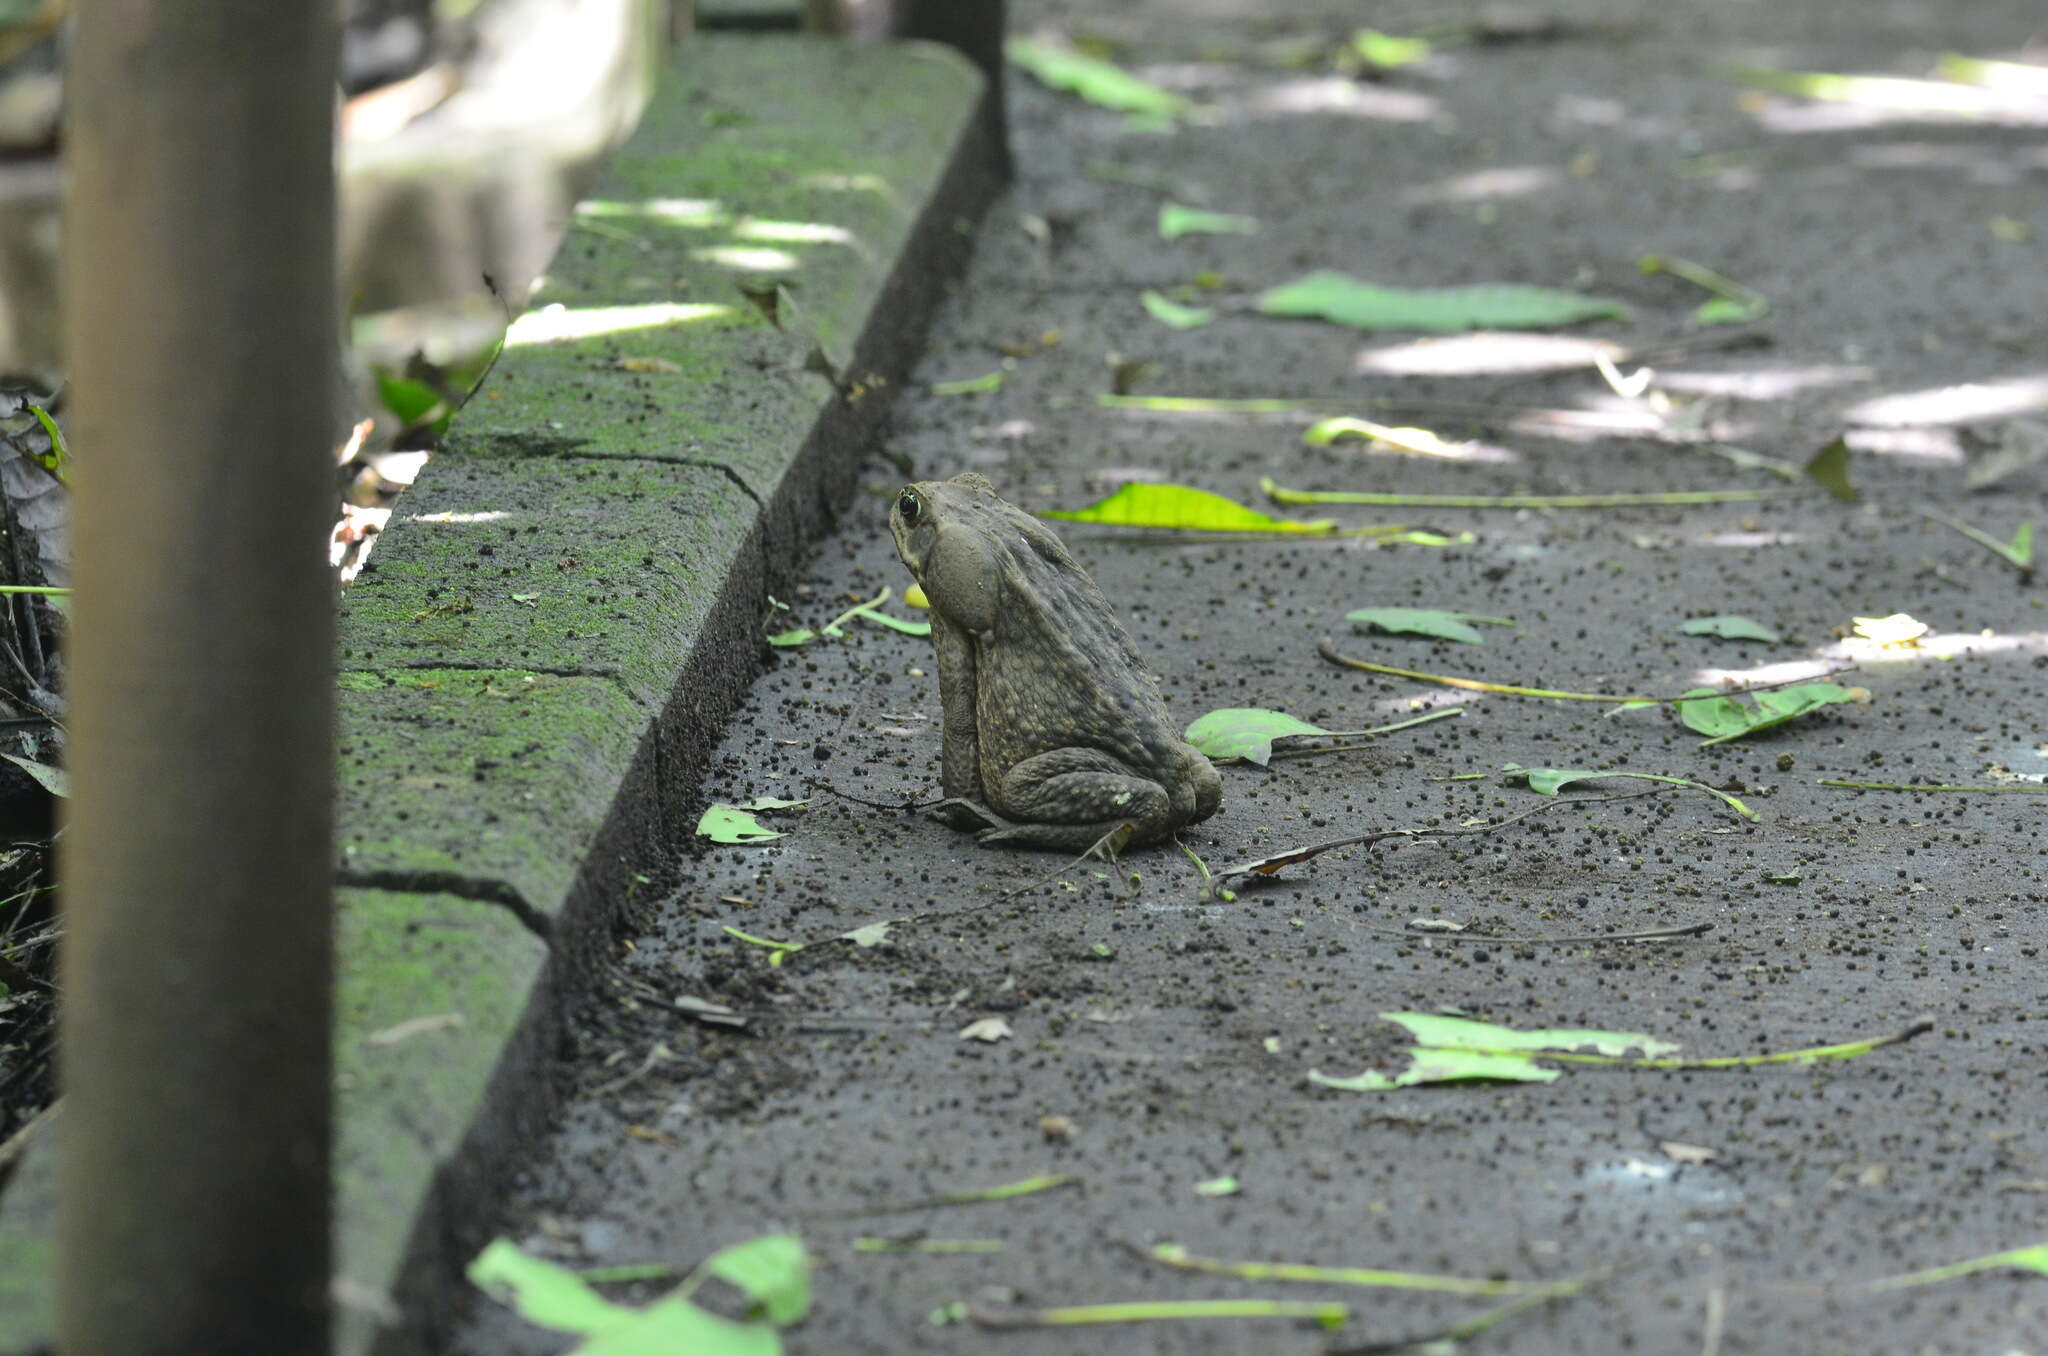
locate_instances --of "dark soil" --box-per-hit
[455,1,2048,1351]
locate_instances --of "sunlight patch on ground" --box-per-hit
[576,197,728,228]
[1356,332,1621,377]
[1844,375,2048,427]
[1690,658,1840,688]
[1816,631,2048,665]
[410,510,511,524]
[1736,72,2048,134]
[691,245,801,272]
[1848,142,2035,183]
[1215,76,1438,123]
[1843,428,1965,465]
[1657,364,1872,400]
[1499,408,1668,443]
[1400,165,1561,205]
[506,301,734,345]
[1695,530,1807,548]
[732,218,854,245]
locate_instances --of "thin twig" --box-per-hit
[1821,779,2048,794]
[1351,920,1714,946]
[1213,786,1672,887]
[1917,508,2032,574]
[1327,1262,1631,1355]
[1320,637,1857,704]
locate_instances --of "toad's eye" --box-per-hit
[897,488,923,524]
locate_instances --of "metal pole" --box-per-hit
[58,2,338,1353]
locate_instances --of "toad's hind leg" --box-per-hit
[978,747,1171,851]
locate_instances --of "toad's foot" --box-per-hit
[930,797,1008,833]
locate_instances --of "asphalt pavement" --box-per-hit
[455,2,2048,1351]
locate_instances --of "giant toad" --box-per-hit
[889,472,1221,851]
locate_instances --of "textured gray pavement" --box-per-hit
[446,2,2048,1350]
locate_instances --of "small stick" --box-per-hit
[1352,920,1714,946]
[1212,786,1672,886]
[1266,476,1796,511]
[1319,637,1857,704]
[1821,779,2048,794]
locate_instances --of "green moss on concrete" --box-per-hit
[331,887,547,1355]
[332,35,985,921]
[339,453,755,706]
[0,1122,53,1348]
[0,889,547,1356]
[336,671,644,918]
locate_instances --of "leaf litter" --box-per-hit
[468,1233,807,1355]
[1308,1013,1933,1091]
[1258,271,1629,332]
[1183,705,1462,766]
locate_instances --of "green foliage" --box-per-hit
[1675,683,1857,747]
[931,370,1004,396]
[697,799,804,843]
[1351,29,1431,70]
[1345,607,1513,645]
[1803,436,1860,502]
[1310,1013,1679,1091]
[1680,615,1781,642]
[469,1234,807,1355]
[1140,290,1216,329]
[1043,482,1337,534]
[0,753,66,798]
[1184,708,1330,766]
[1499,764,1756,819]
[1158,203,1260,240]
[1006,39,1189,117]
[1258,271,1628,332]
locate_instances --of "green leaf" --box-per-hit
[722,927,803,963]
[1184,708,1331,766]
[732,796,806,812]
[1804,436,1860,503]
[1383,1012,1682,1058]
[375,370,441,426]
[700,1234,808,1326]
[1351,29,1431,70]
[467,1238,635,1335]
[1309,1048,1559,1091]
[1192,1177,1240,1197]
[1158,203,1260,240]
[1693,296,1766,326]
[24,404,71,484]
[765,628,815,648]
[1140,290,1216,329]
[1,753,66,798]
[2010,521,2035,567]
[578,1297,781,1356]
[1675,682,1857,747]
[1680,615,1781,642]
[1499,764,1756,820]
[1258,271,1628,333]
[1345,607,1513,645]
[932,370,1004,396]
[1006,38,1189,117]
[697,804,784,843]
[1043,482,1335,534]
[842,920,896,948]
[846,605,930,637]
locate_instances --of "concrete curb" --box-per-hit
[0,32,999,1354]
